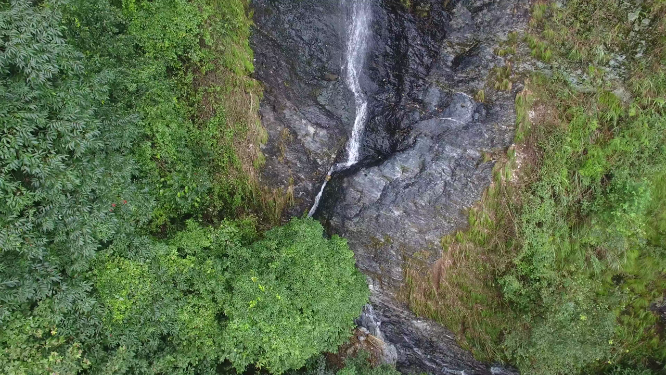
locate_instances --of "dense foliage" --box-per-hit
[290,352,402,375]
[0,1,369,374]
[91,218,367,374]
[405,1,666,374]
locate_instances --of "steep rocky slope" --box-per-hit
[252,1,529,373]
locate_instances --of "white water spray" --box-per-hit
[308,0,371,217]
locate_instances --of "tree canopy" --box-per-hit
[0,1,369,374]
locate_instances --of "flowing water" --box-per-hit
[308,0,371,217]
[341,0,371,167]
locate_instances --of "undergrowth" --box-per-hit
[63,0,285,234]
[404,1,666,374]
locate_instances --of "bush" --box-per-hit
[222,219,369,373]
[293,352,402,375]
[92,219,368,374]
[0,0,152,322]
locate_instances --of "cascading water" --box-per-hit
[341,0,371,168]
[308,0,371,217]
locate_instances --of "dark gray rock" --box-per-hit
[323,93,511,289]
[651,299,666,324]
[319,0,529,291]
[358,287,518,375]
[252,0,355,217]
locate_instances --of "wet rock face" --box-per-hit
[360,0,449,159]
[252,0,355,217]
[252,0,529,373]
[359,291,518,375]
[323,93,510,288]
[319,0,529,290]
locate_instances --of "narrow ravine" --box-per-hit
[308,0,371,217]
[252,0,530,372]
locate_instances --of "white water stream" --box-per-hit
[308,0,371,217]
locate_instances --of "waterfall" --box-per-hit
[307,166,334,217]
[342,0,371,167]
[308,0,371,217]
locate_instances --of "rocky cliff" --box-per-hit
[252,1,529,373]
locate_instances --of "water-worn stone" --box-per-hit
[319,0,529,291]
[252,0,529,373]
[359,286,518,375]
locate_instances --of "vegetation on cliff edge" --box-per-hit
[0,0,369,374]
[405,1,666,374]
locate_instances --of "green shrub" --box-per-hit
[337,353,402,375]
[0,1,367,374]
[222,219,369,373]
[0,0,152,322]
[92,219,368,374]
[61,0,269,230]
[294,352,402,375]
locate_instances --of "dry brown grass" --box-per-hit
[399,82,567,360]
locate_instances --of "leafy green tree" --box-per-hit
[222,219,369,373]
[60,0,213,227]
[92,219,368,374]
[0,302,90,374]
[0,0,151,321]
[0,2,369,374]
[0,1,151,372]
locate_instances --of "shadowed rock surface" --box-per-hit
[319,0,528,291]
[252,0,529,373]
[252,0,355,217]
